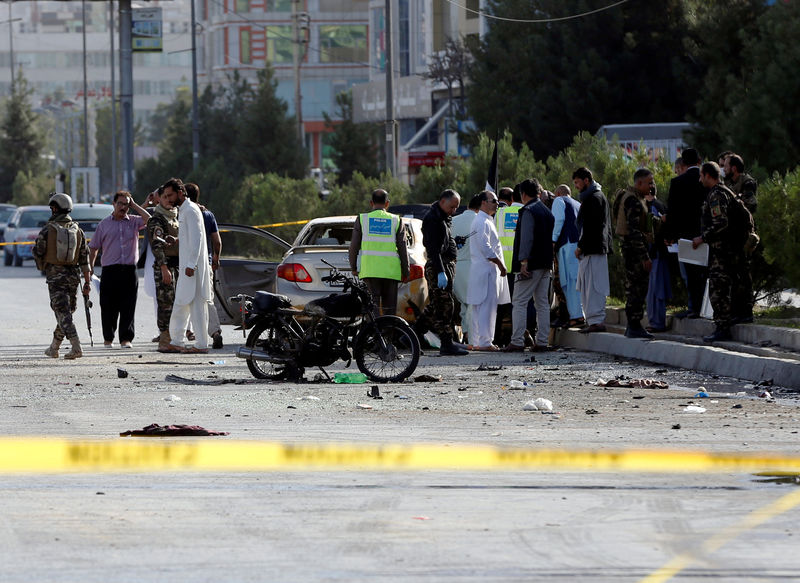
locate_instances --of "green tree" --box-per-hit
[236,66,307,178]
[323,91,381,185]
[685,0,767,162]
[0,75,46,202]
[467,0,699,159]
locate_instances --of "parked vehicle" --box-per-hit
[0,203,17,243]
[234,261,420,382]
[211,224,291,326]
[3,203,112,267]
[275,215,428,322]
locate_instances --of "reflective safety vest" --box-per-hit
[495,204,520,269]
[359,209,401,280]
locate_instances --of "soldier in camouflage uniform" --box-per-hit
[724,153,757,323]
[146,188,181,351]
[614,169,655,339]
[416,189,468,356]
[694,162,741,343]
[33,193,92,359]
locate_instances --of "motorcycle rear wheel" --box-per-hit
[245,321,299,380]
[354,320,420,383]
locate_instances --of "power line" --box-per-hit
[442,0,630,24]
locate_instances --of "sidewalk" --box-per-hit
[553,307,800,389]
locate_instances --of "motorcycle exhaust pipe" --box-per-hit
[235,346,293,363]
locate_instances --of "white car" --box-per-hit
[274,215,429,322]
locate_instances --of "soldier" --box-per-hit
[724,154,757,214]
[33,193,92,359]
[693,162,740,342]
[724,153,757,323]
[416,189,468,356]
[147,186,181,351]
[614,169,655,339]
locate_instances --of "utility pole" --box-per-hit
[7,1,13,89]
[119,0,134,191]
[384,0,395,176]
[190,0,199,170]
[109,0,117,190]
[292,0,309,146]
[81,0,89,169]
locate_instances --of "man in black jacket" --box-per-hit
[417,189,468,356]
[574,167,612,333]
[664,147,706,318]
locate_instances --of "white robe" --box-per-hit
[467,210,510,305]
[451,209,476,305]
[174,199,213,306]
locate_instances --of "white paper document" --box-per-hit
[678,238,709,266]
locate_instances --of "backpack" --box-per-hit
[725,189,758,253]
[612,189,630,236]
[52,221,81,264]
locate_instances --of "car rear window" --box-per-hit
[18,210,51,228]
[0,208,15,222]
[300,225,353,246]
[72,206,112,231]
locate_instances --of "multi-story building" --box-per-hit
[198,0,371,168]
[352,0,481,183]
[0,0,193,175]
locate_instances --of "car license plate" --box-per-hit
[326,273,344,287]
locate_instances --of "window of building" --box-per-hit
[319,25,367,64]
[466,0,478,19]
[266,26,293,63]
[371,7,385,72]
[240,28,252,64]
[318,0,367,12]
[236,0,250,13]
[398,0,409,76]
[267,0,292,12]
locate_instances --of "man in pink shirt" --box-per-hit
[89,191,150,348]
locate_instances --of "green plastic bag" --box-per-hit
[333,372,368,384]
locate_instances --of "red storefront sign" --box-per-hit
[408,151,446,168]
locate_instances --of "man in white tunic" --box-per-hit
[450,194,481,343]
[162,178,213,353]
[467,191,510,350]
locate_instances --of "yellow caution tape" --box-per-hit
[251,219,310,229]
[2,439,800,474]
[0,241,34,246]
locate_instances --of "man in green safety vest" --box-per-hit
[349,189,409,316]
[493,186,523,345]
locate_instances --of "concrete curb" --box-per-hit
[553,328,800,388]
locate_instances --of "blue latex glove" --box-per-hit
[437,271,448,289]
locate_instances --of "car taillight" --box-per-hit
[278,263,312,283]
[407,264,424,280]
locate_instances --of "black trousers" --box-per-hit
[100,264,138,343]
[363,277,399,317]
[684,263,707,315]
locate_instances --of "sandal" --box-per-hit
[158,344,186,353]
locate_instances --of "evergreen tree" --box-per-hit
[466,0,699,158]
[323,90,381,185]
[0,75,45,202]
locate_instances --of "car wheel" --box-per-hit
[3,250,12,266]
[13,251,22,267]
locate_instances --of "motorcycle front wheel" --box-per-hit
[354,319,420,383]
[245,320,299,380]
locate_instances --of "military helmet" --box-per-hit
[48,193,73,212]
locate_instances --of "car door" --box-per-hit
[213,224,290,325]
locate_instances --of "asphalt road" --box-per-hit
[1,261,799,582]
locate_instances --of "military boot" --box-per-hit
[157,330,172,351]
[44,336,62,358]
[64,337,83,360]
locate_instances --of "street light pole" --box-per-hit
[190,0,199,170]
[81,0,89,169]
[8,1,14,89]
